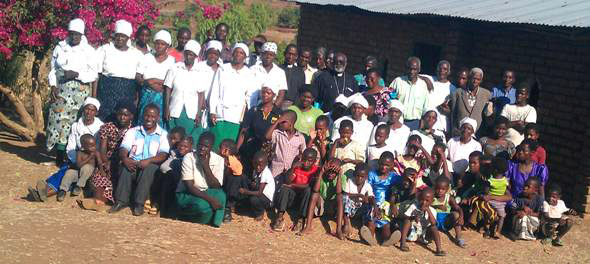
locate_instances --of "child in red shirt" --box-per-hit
[525,123,546,164]
[272,148,319,232]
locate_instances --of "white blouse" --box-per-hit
[66,117,104,163]
[136,53,176,80]
[163,62,207,119]
[331,116,375,150]
[96,43,143,79]
[48,36,97,86]
[209,63,257,124]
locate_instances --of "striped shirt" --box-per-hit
[270,129,306,177]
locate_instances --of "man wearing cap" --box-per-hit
[449,67,492,137]
[281,44,306,109]
[136,30,175,127]
[46,18,98,166]
[331,93,375,149]
[95,19,144,122]
[389,56,431,130]
[164,40,207,143]
[58,97,104,201]
[250,42,288,109]
[313,52,359,112]
[209,43,258,150]
[447,117,482,173]
[368,100,411,155]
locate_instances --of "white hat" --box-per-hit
[205,40,222,52]
[154,30,172,46]
[388,99,404,113]
[232,43,249,57]
[261,42,278,54]
[114,20,133,38]
[334,94,351,106]
[83,97,100,111]
[460,117,477,130]
[347,93,368,109]
[261,81,279,95]
[68,18,85,34]
[184,40,201,56]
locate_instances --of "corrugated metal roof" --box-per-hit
[292,0,590,27]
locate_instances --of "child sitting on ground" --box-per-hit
[360,152,402,247]
[525,123,546,164]
[329,119,366,178]
[239,151,276,221]
[219,139,244,223]
[159,135,192,217]
[58,134,101,202]
[393,135,434,190]
[541,185,576,246]
[399,188,446,256]
[342,163,374,239]
[300,158,345,238]
[307,115,331,164]
[511,177,544,241]
[273,148,319,232]
[487,156,510,239]
[265,110,307,178]
[424,143,453,187]
[390,168,419,218]
[367,124,392,171]
[433,176,466,248]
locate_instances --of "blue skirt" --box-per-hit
[97,75,138,122]
[137,86,164,128]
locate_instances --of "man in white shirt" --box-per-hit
[209,43,257,150]
[249,42,288,108]
[298,47,317,84]
[501,85,537,146]
[422,60,456,135]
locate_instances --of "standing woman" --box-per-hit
[164,40,206,142]
[133,25,152,55]
[363,69,393,122]
[194,40,223,129]
[46,18,97,166]
[168,27,191,63]
[209,43,257,150]
[94,20,143,122]
[136,30,175,127]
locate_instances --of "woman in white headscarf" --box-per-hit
[369,99,411,156]
[46,18,98,166]
[136,30,175,127]
[94,19,144,122]
[447,117,482,173]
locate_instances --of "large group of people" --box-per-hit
[26,18,576,256]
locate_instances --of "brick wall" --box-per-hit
[298,4,590,216]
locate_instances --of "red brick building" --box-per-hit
[293,0,590,216]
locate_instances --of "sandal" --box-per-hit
[382,230,401,247]
[456,238,466,248]
[434,250,447,257]
[399,244,410,252]
[552,239,564,247]
[272,218,285,232]
[27,186,41,202]
[148,202,159,215]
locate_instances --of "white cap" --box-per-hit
[68,18,85,34]
[261,81,279,95]
[114,20,133,38]
[83,97,100,111]
[232,43,249,57]
[184,40,201,56]
[388,99,404,113]
[205,40,223,52]
[154,30,172,46]
[347,93,368,108]
[261,42,278,54]
[460,117,477,130]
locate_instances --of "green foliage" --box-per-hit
[276,7,300,29]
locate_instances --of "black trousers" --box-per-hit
[248,195,272,217]
[115,164,158,206]
[275,186,311,218]
[223,174,248,208]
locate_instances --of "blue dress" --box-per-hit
[368,170,401,227]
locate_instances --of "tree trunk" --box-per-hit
[31,51,46,135]
[0,84,37,141]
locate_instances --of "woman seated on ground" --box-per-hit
[506,139,549,198]
[410,110,446,155]
[479,116,515,159]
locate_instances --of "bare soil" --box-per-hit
[1,133,589,263]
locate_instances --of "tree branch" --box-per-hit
[0,84,35,130]
[0,111,34,141]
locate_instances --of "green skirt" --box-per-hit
[168,107,205,147]
[209,120,240,151]
[176,189,226,227]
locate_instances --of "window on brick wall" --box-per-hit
[412,42,441,75]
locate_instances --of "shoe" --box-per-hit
[223,209,232,223]
[108,202,128,214]
[27,186,41,202]
[552,239,564,247]
[360,226,378,246]
[542,238,553,245]
[382,230,402,247]
[36,180,48,202]
[56,190,66,202]
[71,186,82,196]
[272,218,285,232]
[132,206,145,216]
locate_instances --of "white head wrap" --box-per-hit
[205,40,222,52]
[232,43,249,57]
[184,40,201,56]
[68,18,85,34]
[83,97,100,111]
[460,117,477,130]
[261,42,278,54]
[261,81,279,95]
[334,94,351,106]
[347,93,369,109]
[388,99,404,113]
[114,20,133,38]
[154,30,172,46]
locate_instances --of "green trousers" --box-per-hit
[176,188,226,227]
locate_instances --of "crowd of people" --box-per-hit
[26,18,577,256]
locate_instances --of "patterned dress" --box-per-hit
[364,87,394,121]
[91,122,131,202]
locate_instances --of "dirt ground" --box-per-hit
[1,134,590,263]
